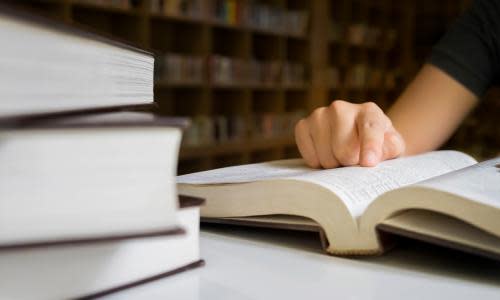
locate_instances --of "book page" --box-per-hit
[177,159,313,184]
[415,156,500,208]
[177,151,476,217]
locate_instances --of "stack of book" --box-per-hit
[0,5,203,299]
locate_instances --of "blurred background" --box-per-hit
[11,0,499,174]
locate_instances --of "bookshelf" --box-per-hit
[16,0,417,174]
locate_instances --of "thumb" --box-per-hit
[382,129,405,161]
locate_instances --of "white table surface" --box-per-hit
[107,225,500,300]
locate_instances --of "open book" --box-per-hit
[178,151,500,259]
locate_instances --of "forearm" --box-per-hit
[387,64,478,155]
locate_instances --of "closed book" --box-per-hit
[0,4,154,119]
[0,111,188,248]
[0,196,205,300]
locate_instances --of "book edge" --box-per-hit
[75,259,205,300]
[0,104,190,129]
[0,227,185,251]
[201,217,385,256]
[0,196,205,251]
[201,216,321,233]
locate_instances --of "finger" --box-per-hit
[382,129,406,160]
[356,103,388,167]
[295,119,321,168]
[328,101,360,166]
[308,108,339,169]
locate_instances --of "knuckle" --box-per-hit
[328,100,354,121]
[362,101,382,113]
[363,101,377,109]
[329,100,348,111]
[310,107,327,124]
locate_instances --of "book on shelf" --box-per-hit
[0,195,205,300]
[346,23,397,49]
[149,0,309,36]
[0,3,154,119]
[177,151,500,260]
[326,67,340,88]
[0,110,188,249]
[282,62,306,86]
[343,64,398,91]
[156,53,205,85]
[76,0,132,9]
[242,1,309,35]
[181,112,304,147]
[208,55,306,86]
[151,0,209,18]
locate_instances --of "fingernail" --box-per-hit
[364,151,378,166]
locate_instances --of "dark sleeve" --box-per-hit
[428,0,500,97]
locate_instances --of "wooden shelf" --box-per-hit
[155,81,207,89]
[71,2,138,16]
[149,12,206,25]
[155,80,309,91]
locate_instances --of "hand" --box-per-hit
[294,100,405,168]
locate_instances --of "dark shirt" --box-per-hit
[429,0,500,97]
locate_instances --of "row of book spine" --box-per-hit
[75,1,396,47]
[156,53,307,86]
[182,111,305,146]
[77,0,132,9]
[344,65,400,90]
[155,53,400,90]
[149,0,309,36]
[330,22,398,49]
